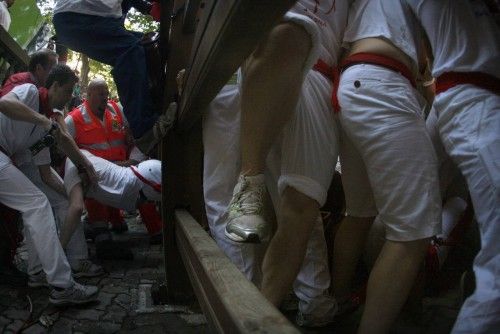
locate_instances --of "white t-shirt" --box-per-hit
[343,0,422,66]
[0,84,50,166]
[288,0,350,67]
[405,0,500,78]
[64,150,142,211]
[0,1,11,31]
[54,0,123,18]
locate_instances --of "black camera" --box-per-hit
[30,134,56,156]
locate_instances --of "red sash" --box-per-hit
[435,71,500,96]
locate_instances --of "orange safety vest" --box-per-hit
[69,100,127,161]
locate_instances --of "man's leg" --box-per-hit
[225,21,314,243]
[337,65,441,333]
[203,84,267,283]
[53,12,156,138]
[261,67,338,324]
[332,215,374,298]
[261,187,319,306]
[435,87,500,333]
[0,160,72,288]
[333,128,377,299]
[358,238,430,333]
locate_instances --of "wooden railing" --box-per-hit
[160,0,299,332]
[0,26,29,82]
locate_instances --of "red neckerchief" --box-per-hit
[130,165,162,193]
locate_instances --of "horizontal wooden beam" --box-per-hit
[177,0,295,132]
[175,209,299,333]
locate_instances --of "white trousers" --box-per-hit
[0,153,73,288]
[337,64,441,241]
[18,162,88,269]
[203,69,337,316]
[433,85,500,334]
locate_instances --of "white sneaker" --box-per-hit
[71,259,104,278]
[224,174,271,243]
[28,270,49,288]
[49,282,99,305]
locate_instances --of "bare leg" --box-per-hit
[261,187,319,306]
[332,215,375,298]
[240,22,312,175]
[358,238,430,334]
[60,183,85,249]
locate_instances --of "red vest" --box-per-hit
[0,72,54,117]
[0,72,34,97]
[69,100,127,161]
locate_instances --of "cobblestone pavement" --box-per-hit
[0,217,209,334]
[0,214,474,334]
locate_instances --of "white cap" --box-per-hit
[133,159,162,201]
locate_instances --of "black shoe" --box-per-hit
[95,236,134,261]
[0,265,28,287]
[110,222,128,234]
[84,224,108,242]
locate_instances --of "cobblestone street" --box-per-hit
[0,218,208,334]
[0,214,470,334]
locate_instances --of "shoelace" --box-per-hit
[77,260,92,272]
[230,181,264,215]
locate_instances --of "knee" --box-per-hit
[250,22,312,66]
[279,187,319,228]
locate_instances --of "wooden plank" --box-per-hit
[182,0,201,33]
[177,0,295,132]
[0,26,29,70]
[175,209,299,333]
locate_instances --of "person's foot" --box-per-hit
[224,174,271,243]
[84,224,108,242]
[0,265,28,287]
[71,259,104,278]
[110,222,128,234]
[49,282,99,306]
[95,233,134,260]
[28,270,49,288]
[295,297,338,327]
[135,102,177,155]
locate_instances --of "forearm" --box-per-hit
[39,165,67,197]
[0,96,52,130]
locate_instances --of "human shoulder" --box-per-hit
[10,84,39,102]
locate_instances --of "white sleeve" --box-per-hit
[10,84,40,112]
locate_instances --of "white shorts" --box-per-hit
[337,64,441,241]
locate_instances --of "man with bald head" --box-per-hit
[66,79,162,257]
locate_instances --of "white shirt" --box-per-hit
[0,1,11,31]
[54,0,123,18]
[0,84,50,166]
[64,150,142,211]
[343,0,422,67]
[289,0,350,67]
[405,0,500,78]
